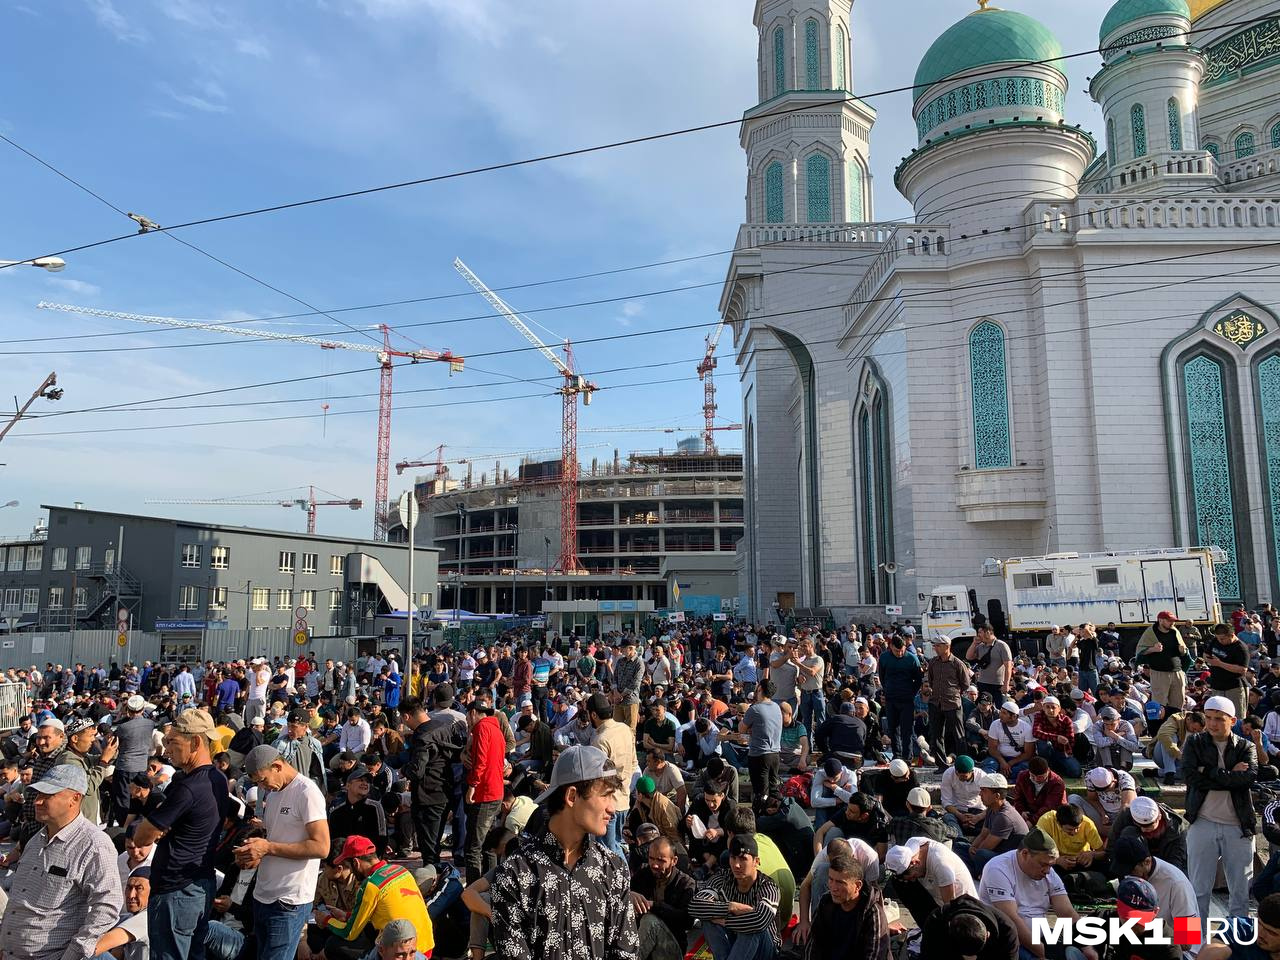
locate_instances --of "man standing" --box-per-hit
[1136,612,1191,725]
[490,745,639,960]
[797,639,827,733]
[0,765,122,960]
[236,745,332,960]
[612,639,644,731]
[1182,694,1257,925]
[740,679,784,804]
[245,659,269,726]
[1206,623,1250,720]
[134,709,230,960]
[878,634,923,761]
[463,698,505,883]
[401,695,466,868]
[966,625,1012,703]
[924,637,971,772]
[689,834,781,960]
[587,692,638,857]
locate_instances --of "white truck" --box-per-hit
[921,547,1226,650]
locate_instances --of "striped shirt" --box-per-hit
[0,813,123,960]
[688,868,781,945]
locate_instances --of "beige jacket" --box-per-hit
[593,718,639,810]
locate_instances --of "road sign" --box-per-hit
[117,633,128,647]
[397,491,419,527]
[294,606,308,621]
[294,619,308,633]
[293,629,308,646]
[885,605,903,616]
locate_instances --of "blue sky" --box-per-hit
[0,0,1113,539]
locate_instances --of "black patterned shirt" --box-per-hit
[490,826,639,960]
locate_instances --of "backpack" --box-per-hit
[781,772,812,803]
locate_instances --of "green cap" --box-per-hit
[637,775,656,796]
[1022,827,1059,858]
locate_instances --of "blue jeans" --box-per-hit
[800,689,827,733]
[1035,740,1081,778]
[252,898,312,960]
[702,922,777,960]
[150,878,217,960]
[598,810,626,857]
[1153,741,1178,777]
[1078,668,1099,694]
[204,920,246,960]
[1187,817,1255,923]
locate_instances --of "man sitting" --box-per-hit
[939,755,985,838]
[1085,707,1142,769]
[883,836,976,926]
[1070,765,1136,839]
[630,836,695,960]
[800,851,889,960]
[688,834,780,960]
[955,772,1028,875]
[1036,803,1105,879]
[889,787,958,846]
[809,757,857,829]
[1107,796,1187,873]
[93,867,152,960]
[920,894,1020,960]
[1010,757,1066,826]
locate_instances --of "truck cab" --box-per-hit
[923,584,977,649]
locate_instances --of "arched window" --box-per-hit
[857,408,876,600]
[1204,141,1220,161]
[1235,131,1256,159]
[1182,354,1241,600]
[1272,123,1280,150]
[764,161,784,223]
[1168,98,1182,151]
[1106,118,1117,166]
[1258,355,1280,597]
[773,27,786,97]
[847,160,863,221]
[1131,102,1147,158]
[834,24,847,91]
[855,388,894,603]
[804,18,820,90]
[969,321,1011,468]
[806,152,831,222]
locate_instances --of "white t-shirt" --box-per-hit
[1090,768,1137,815]
[249,667,269,701]
[907,838,977,904]
[117,847,156,890]
[254,773,328,906]
[987,717,1034,759]
[980,849,1066,918]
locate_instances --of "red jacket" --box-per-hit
[467,715,506,803]
[1011,769,1067,823]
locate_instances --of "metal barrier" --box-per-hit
[0,682,29,731]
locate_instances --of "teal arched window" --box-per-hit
[1183,354,1241,600]
[806,152,830,222]
[835,24,847,91]
[804,19,820,90]
[1131,103,1147,157]
[1168,98,1182,151]
[1106,118,1117,166]
[1235,131,1256,159]
[1272,123,1280,150]
[1205,141,1220,161]
[1259,355,1280,599]
[773,27,786,97]
[765,162,784,223]
[847,161,863,221]
[970,321,1011,468]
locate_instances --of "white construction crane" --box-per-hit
[37,301,463,540]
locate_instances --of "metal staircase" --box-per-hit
[40,562,143,630]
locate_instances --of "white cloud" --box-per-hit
[84,0,147,43]
[351,0,504,39]
[235,36,270,59]
[615,301,645,327]
[159,81,229,114]
[45,277,102,297]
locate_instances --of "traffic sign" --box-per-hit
[293,629,308,646]
[294,607,308,621]
[117,633,128,647]
[885,605,903,616]
[294,619,308,632]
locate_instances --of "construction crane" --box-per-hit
[396,444,447,477]
[579,424,742,436]
[697,319,727,454]
[38,301,464,541]
[396,444,567,476]
[147,485,362,534]
[452,259,596,573]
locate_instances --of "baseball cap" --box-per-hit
[244,744,282,774]
[1000,701,1021,714]
[907,787,931,809]
[728,834,759,858]
[1156,611,1176,621]
[978,772,1008,790]
[345,765,371,784]
[1113,834,1152,878]
[1204,695,1237,718]
[333,835,378,863]
[1130,796,1161,826]
[534,745,617,803]
[1021,827,1059,858]
[955,755,975,774]
[172,710,217,738]
[932,635,951,645]
[1099,706,1120,720]
[30,763,89,795]
[287,707,310,725]
[884,844,915,876]
[889,758,910,778]
[1085,766,1117,789]
[1117,877,1159,924]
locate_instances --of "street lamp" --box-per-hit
[0,257,66,272]
[1,501,17,509]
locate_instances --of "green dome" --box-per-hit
[914,7,1064,100]
[1100,0,1190,43]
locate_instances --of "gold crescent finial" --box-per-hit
[977,0,992,8]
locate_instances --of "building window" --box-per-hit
[210,546,230,570]
[806,152,831,223]
[47,586,63,610]
[764,162,785,223]
[834,24,846,91]
[252,588,269,611]
[178,585,200,611]
[209,587,228,611]
[73,586,87,611]
[1258,355,1280,598]
[103,548,115,573]
[181,544,202,569]
[1131,103,1147,157]
[329,590,342,611]
[847,161,863,221]
[1272,123,1280,150]
[1107,118,1117,165]
[278,552,295,574]
[773,26,786,97]
[1204,141,1220,160]
[301,553,318,575]
[804,18,820,90]
[1235,130,1256,159]
[300,589,316,611]
[24,545,41,571]
[276,588,293,610]
[2,589,16,612]
[330,554,344,576]
[21,588,37,614]
[75,546,91,571]
[6,550,21,573]
[1183,354,1241,600]
[51,547,67,571]
[1167,98,1183,151]
[969,321,1013,468]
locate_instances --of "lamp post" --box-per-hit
[0,257,66,272]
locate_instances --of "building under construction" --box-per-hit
[389,439,742,622]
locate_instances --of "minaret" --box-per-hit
[744,0,876,224]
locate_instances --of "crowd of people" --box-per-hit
[0,603,1278,960]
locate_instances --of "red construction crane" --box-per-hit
[452,259,596,572]
[396,444,447,477]
[146,485,362,534]
[697,320,727,454]
[38,302,464,541]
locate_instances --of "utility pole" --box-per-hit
[510,520,518,616]
[0,372,63,444]
[245,579,253,632]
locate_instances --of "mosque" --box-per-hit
[723,0,1280,622]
